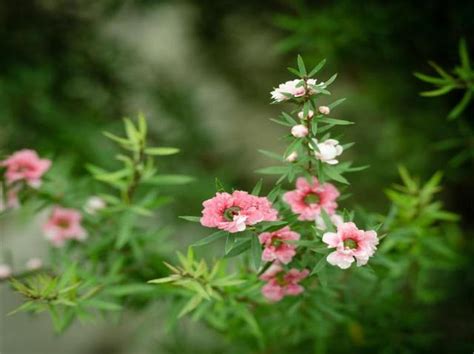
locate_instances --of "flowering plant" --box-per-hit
[142,58,463,354]
[1,57,463,353]
[0,115,193,331]
[148,57,385,343]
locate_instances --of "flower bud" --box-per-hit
[26,257,43,271]
[291,125,309,138]
[318,106,330,115]
[0,264,12,279]
[297,110,314,120]
[286,151,298,162]
[84,196,106,215]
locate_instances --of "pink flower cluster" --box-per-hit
[0,149,51,211]
[200,190,278,233]
[283,177,339,221]
[260,263,309,302]
[258,226,309,301]
[43,207,87,247]
[322,222,378,269]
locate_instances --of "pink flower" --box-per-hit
[291,124,309,138]
[270,79,319,102]
[283,177,339,221]
[258,227,300,264]
[0,264,12,279]
[318,106,330,115]
[260,263,309,302]
[322,222,378,269]
[43,207,88,247]
[1,149,51,188]
[26,257,43,271]
[200,190,278,233]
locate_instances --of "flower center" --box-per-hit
[275,272,287,286]
[343,238,358,249]
[223,206,241,221]
[304,193,320,205]
[57,219,70,229]
[272,238,283,248]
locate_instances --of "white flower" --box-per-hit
[270,78,322,102]
[291,125,309,138]
[84,196,106,215]
[311,138,343,165]
[0,264,12,279]
[286,151,298,162]
[26,257,43,271]
[297,110,314,120]
[315,214,344,231]
[271,79,305,102]
[318,106,330,115]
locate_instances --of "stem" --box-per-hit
[301,78,315,175]
[125,140,146,204]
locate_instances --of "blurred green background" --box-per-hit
[0,1,473,353]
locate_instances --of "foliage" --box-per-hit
[414,38,473,120]
[2,115,193,332]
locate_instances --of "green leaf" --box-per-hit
[448,89,472,120]
[320,209,335,232]
[137,112,147,136]
[258,149,284,162]
[215,177,225,192]
[192,230,227,247]
[178,295,203,318]
[86,299,122,311]
[251,236,262,270]
[328,98,346,110]
[420,85,455,97]
[281,112,298,125]
[225,234,234,254]
[459,38,471,71]
[323,73,338,87]
[256,166,289,175]
[224,239,251,258]
[324,167,349,184]
[287,67,302,77]
[309,58,326,77]
[179,216,201,222]
[103,132,132,146]
[413,72,450,85]
[318,117,354,125]
[311,256,327,275]
[124,118,140,142]
[428,61,454,80]
[8,301,36,316]
[145,147,180,156]
[148,276,178,284]
[259,220,288,232]
[251,179,263,196]
[270,118,293,127]
[297,55,307,76]
[115,213,136,249]
[143,174,194,185]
